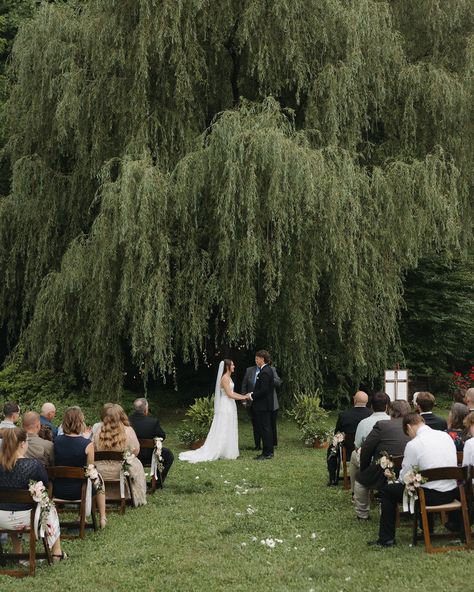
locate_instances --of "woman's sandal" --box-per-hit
[52,552,68,562]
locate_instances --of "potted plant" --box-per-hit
[287,392,331,448]
[176,394,214,448]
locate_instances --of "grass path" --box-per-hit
[1,412,468,592]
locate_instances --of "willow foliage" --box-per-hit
[0,0,473,396]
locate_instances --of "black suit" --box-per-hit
[242,365,281,448]
[251,364,275,457]
[419,412,447,431]
[128,412,174,482]
[327,406,372,484]
[357,418,410,489]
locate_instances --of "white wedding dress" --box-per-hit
[179,364,239,463]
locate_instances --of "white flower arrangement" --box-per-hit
[402,465,427,513]
[28,480,55,534]
[375,451,397,484]
[122,448,136,477]
[151,437,165,479]
[85,464,105,493]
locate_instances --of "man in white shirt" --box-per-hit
[369,412,458,547]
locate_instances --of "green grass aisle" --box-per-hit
[1,414,469,592]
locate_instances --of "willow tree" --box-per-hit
[0,0,473,396]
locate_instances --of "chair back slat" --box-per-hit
[95,451,124,462]
[0,489,34,505]
[47,466,87,480]
[420,466,465,481]
[392,455,404,469]
[457,451,463,465]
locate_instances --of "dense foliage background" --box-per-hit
[0,0,472,402]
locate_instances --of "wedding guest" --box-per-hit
[54,406,107,528]
[91,403,113,436]
[242,358,282,450]
[0,428,65,559]
[446,402,469,451]
[415,392,447,431]
[462,412,474,473]
[368,412,458,547]
[40,403,58,438]
[129,398,174,484]
[349,392,390,496]
[0,402,21,429]
[327,391,371,486]
[465,388,474,411]
[93,404,147,506]
[354,400,411,521]
[23,411,54,466]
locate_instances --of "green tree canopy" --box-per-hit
[0,0,473,396]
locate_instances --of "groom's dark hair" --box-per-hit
[256,350,271,364]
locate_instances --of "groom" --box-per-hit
[246,350,275,460]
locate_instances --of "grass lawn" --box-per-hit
[0,410,469,592]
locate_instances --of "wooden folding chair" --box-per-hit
[412,466,472,553]
[138,439,163,494]
[94,451,135,513]
[341,433,355,490]
[47,466,98,539]
[0,489,53,577]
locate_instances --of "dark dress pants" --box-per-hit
[378,482,457,542]
[160,447,174,482]
[251,407,262,449]
[254,409,274,457]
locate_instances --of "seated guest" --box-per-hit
[93,404,147,507]
[368,412,458,547]
[0,402,21,429]
[54,407,107,528]
[91,403,113,436]
[40,403,58,438]
[465,388,474,412]
[462,412,474,475]
[415,391,447,431]
[446,402,469,451]
[0,428,65,560]
[23,411,54,466]
[129,398,174,484]
[354,400,411,521]
[327,391,371,486]
[349,392,390,492]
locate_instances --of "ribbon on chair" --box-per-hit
[85,478,93,517]
[33,502,44,540]
[402,488,417,514]
[119,468,126,500]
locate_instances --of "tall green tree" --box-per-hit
[0,0,473,396]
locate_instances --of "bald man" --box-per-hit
[40,402,58,438]
[23,411,54,466]
[327,391,372,486]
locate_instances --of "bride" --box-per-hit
[179,359,250,463]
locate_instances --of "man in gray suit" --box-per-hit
[353,400,411,521]
[242,357,282,449]
[23,411,54,466]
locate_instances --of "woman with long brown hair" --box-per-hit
[93,404,146,506]
[0,428,65,559]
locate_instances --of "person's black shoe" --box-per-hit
[367,539,395,548]
[357,516,370,522]
[254,454,273,460]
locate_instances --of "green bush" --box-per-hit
[176,394,214,446]
[287,392,331,443]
